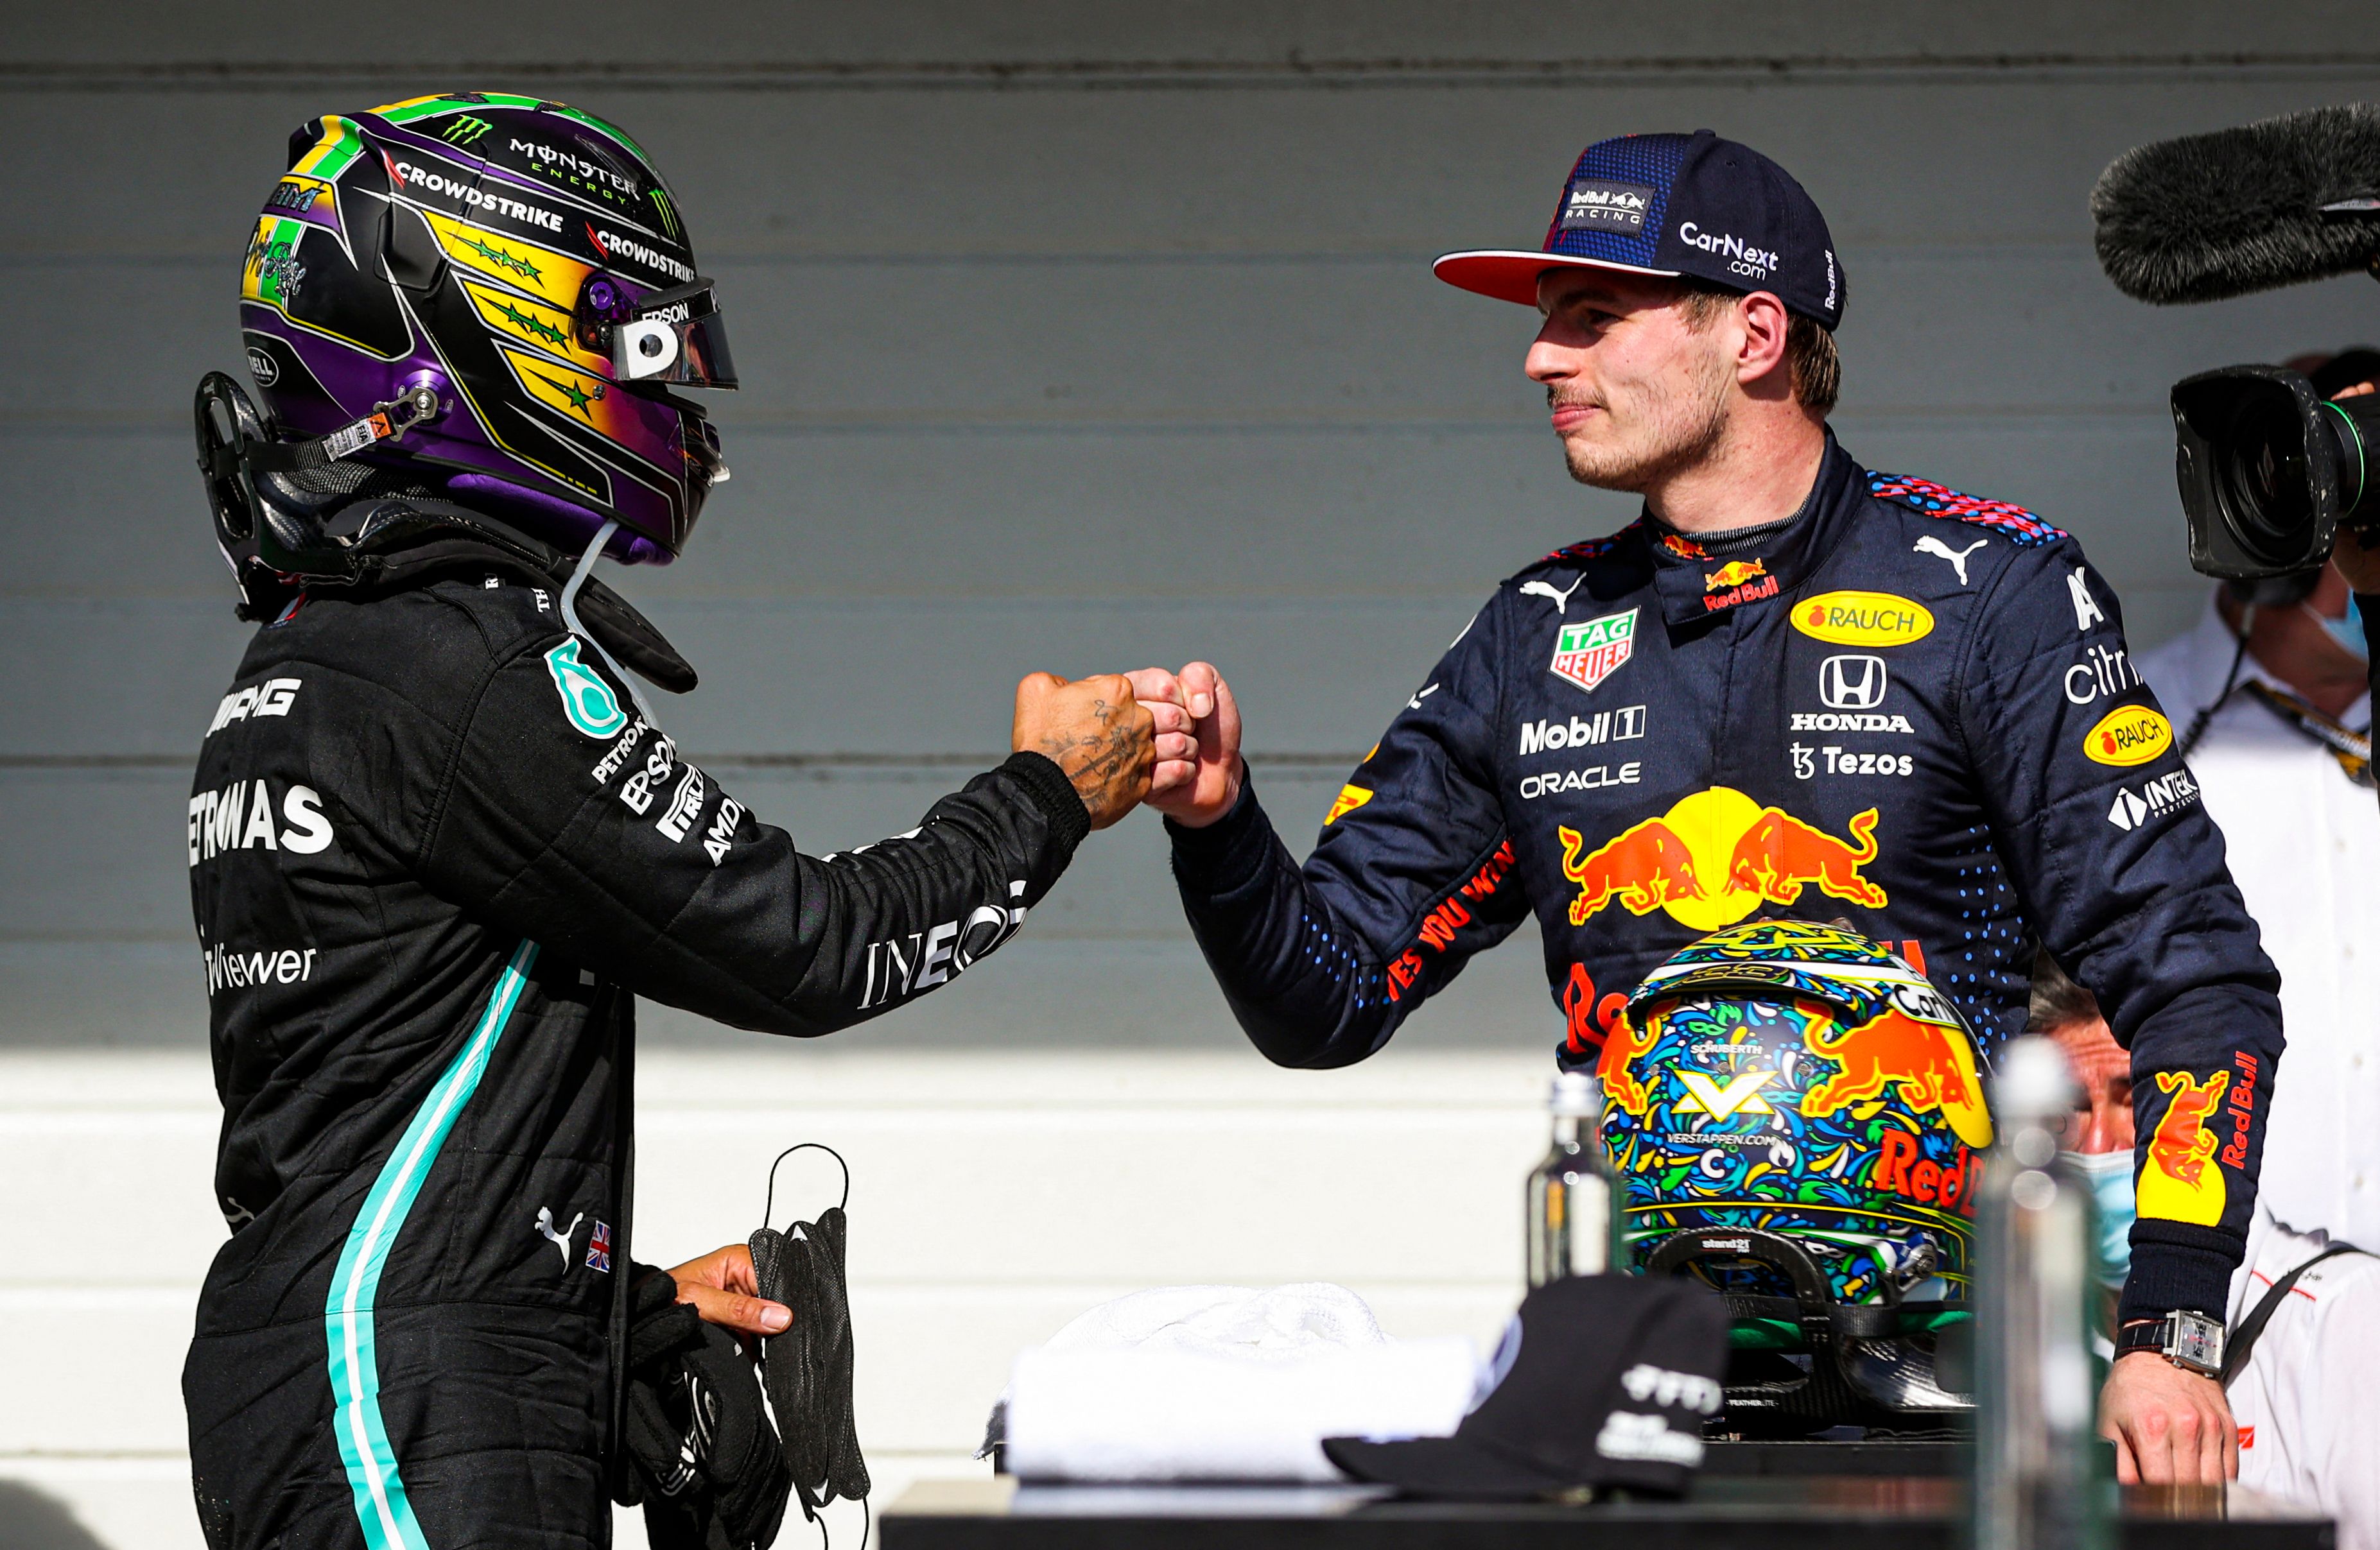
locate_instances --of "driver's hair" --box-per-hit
[1676,277,1841,417]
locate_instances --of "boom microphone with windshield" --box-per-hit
[2092,103,2380,304]
[2092,105,2380,580]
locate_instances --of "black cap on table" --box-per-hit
[1323,1275,1727,1501]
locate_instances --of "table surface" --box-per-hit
[879,1472,2334,1550]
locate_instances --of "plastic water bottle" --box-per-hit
[1971,1036,2108,1550]
[1527,1071,1624,1286]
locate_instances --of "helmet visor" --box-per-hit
[582,277,739,390]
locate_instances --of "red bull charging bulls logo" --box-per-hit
[1556,786,1888,931]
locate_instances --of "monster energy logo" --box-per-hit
[456,232,542,282]
[648,188,681,239]
[440,116,492,147]
[534,369,604,417]
[493,298,569,348]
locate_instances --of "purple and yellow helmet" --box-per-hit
[238,92,732,562]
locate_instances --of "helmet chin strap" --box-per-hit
[560,519,661,725]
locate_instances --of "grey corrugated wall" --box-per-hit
[8,3,2380,1053]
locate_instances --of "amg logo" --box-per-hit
[1520,704,1647,755]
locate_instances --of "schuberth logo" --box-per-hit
[1793,592,1934,648]
[1549,608,1638,693]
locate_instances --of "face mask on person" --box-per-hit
[2305,594,2368,662]
[2063,1149,2135,1289]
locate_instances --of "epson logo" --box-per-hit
[595,229,693,282]
[1678,221,1778,277]
[1520,703,1647,755]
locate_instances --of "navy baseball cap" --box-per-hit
[1436,129,1845,329]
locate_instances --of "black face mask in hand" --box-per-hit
[751,1144,872,1524]
[617,1268,794,1550]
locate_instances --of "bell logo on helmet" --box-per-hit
[545,639,627,738]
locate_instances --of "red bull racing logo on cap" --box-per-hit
[1549,608,1638,693]
[1555,787,1886,931]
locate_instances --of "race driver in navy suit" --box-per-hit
[1133,130,2281,1485]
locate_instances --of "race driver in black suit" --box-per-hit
[185,95,1170,1549]
[1134,130,2280,1485]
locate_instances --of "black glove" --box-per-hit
[616,1268,794,1550]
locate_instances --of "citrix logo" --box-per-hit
[1678,221,1778,277]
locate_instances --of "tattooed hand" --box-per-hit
[1011,672,1158,829]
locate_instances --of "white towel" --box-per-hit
[999,1284,1477,1483]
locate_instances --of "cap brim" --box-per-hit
[1432,250,1682,306]
[1323,1434,1581,1501]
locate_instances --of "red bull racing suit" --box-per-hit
[1170,436,2281,1325]
[183,504,1090,1549]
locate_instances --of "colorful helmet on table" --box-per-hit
[1598,920,1993,1430]
[238,92,733,562]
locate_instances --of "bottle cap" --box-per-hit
[1990,1035,2078,1127]
[1549,1071,1600,1116]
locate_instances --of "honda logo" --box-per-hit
[1820,654,1887,710]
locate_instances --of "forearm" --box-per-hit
[1168,780,1400,1068]
[2117,980,2285,1325]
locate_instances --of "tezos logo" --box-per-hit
[1792,592,1934,648]
[2085,704,2173,767]
[1549,608,1638,694]
[545,638,627,738]
[245,346,279,387]
[1819,654,1887,710]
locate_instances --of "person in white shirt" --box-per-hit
[2035,957,2377,1549]
[2137,348,2380,1248]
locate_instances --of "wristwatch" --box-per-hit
[2115,1309,2226,1377]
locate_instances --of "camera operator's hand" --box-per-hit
[2099,1347,2237,1485]
[1012,672,1158,829]
[2326,381,2380,594]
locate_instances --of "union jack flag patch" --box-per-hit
[586,1221,612,1273]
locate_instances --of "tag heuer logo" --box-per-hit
[1550,608,1638,693]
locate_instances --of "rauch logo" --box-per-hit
[1791,591,1934,648]
[2083,704,2173,767]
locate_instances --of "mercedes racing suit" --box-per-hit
[1171,435,2281,1325]
[183,505,1088,1549]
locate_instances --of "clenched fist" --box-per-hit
[1012,672,1156,829]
